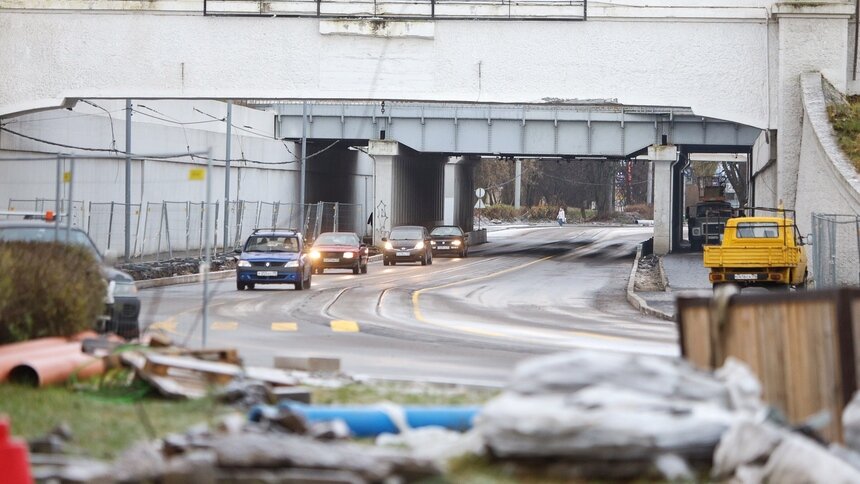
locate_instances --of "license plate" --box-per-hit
[438,246,450,250]
[733,274,757,280]
[396,251,410,257]
[323,258,339,263]
[256,270,278,277]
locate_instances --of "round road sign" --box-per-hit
[475,188,486,198]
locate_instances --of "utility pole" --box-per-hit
[223,101,232,251]
[124,99,132,262]
[514,158,522,208]
[300,101,308,215]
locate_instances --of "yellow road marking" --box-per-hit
[149,318,178,334]
[211,321,238,331]
[412,255,554,322]
[271,322,298,332]
[330,320,360,332]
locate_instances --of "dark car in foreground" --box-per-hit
[309,232,369,274]
[430,225,468,258]
[382,225,433,266]
[0,221,141,339]
[235,229,312,290]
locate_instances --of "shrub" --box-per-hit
[0,242,106,343]
[480,204,524,221]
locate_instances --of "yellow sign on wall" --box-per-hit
[188,168,205,181]
[63,171,72,183]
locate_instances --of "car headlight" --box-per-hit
[238,260,252,267]
[384,242,393,250]
[310,250,321,259]
[343,252,354,259]
[415,241,425,250]
[112,281,138,296]
[430,240,437,245]
[451,240,461,246]
[285,260,299,268]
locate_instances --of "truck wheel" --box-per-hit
[796,271,809,290]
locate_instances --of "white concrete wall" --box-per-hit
[0,7,773,128]
[796,73,860,286]
[751,130,778,207]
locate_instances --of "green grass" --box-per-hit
[828,96,860,172]
[0,383,229,460]
[0,379,497,460]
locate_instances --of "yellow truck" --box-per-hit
[703,211,809,289]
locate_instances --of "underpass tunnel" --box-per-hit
[302,140,374,236]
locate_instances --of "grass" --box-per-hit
[0,378,498,460]
[828,95,860,172]
[0,383,229,460]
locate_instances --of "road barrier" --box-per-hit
[677,287,860,442]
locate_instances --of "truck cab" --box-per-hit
[703,212,809,289]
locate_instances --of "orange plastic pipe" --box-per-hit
[0,342,84,382]
[8,351,105,387]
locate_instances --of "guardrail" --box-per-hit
[202,0,587,20]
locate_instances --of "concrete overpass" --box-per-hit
[0,0,856,252]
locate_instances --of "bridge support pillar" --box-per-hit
[648,145,678,255]
[774,2,852,210]
[443,156,476,232]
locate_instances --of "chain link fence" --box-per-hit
[5,198,365,261]
[811,213,860,288]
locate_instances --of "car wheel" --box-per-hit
[421,252,428,266]
[294,281,303,290]
[236,281,245,291]
[361,263,368,274]
[353,264,360,275]
[247,283,255,290]
[428,251,433,265]
[305,273,312,289]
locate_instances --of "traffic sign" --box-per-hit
[475,187,486,198]
[474,199,486,209]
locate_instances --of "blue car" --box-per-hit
[235,229,312,291]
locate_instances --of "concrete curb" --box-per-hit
[626,244,674,321]
[135,270,236,289]
[136,255,386,289]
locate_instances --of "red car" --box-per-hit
[309,232,369,274]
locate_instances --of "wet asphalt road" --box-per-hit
[138,225,678,386]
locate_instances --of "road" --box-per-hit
[138,225,678,386]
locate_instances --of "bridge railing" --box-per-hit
[203,0,587,20]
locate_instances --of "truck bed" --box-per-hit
[703,246,802,268]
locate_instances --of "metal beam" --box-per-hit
[272,101,761,158]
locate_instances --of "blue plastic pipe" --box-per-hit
[249,402,480,437]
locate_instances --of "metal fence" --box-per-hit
[811,213,860,288]
[4,198,365,261]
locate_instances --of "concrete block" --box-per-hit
[274,356,341,373]
[270,386,313,404]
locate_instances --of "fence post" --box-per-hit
[830,216,837,287]
[185,201,191,254]
[334,202,339,232]
[855,216,860,285]
[108,202,116,250]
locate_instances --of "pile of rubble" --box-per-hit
[20,347,860,483]
[118,255,236,281]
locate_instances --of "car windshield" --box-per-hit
[0,226,102,260]
[314,233,359,246]
[431,227,463,237]
[735,222,780,239]
[244,235,300,252]
[390,229,423,240]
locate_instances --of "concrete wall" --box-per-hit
[796,73,860,286]
[751,130,778,208]
[0,6,774,128]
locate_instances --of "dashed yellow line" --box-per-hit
[271,322,298,332]
[211,321,238,331]
[330,320,360,332]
